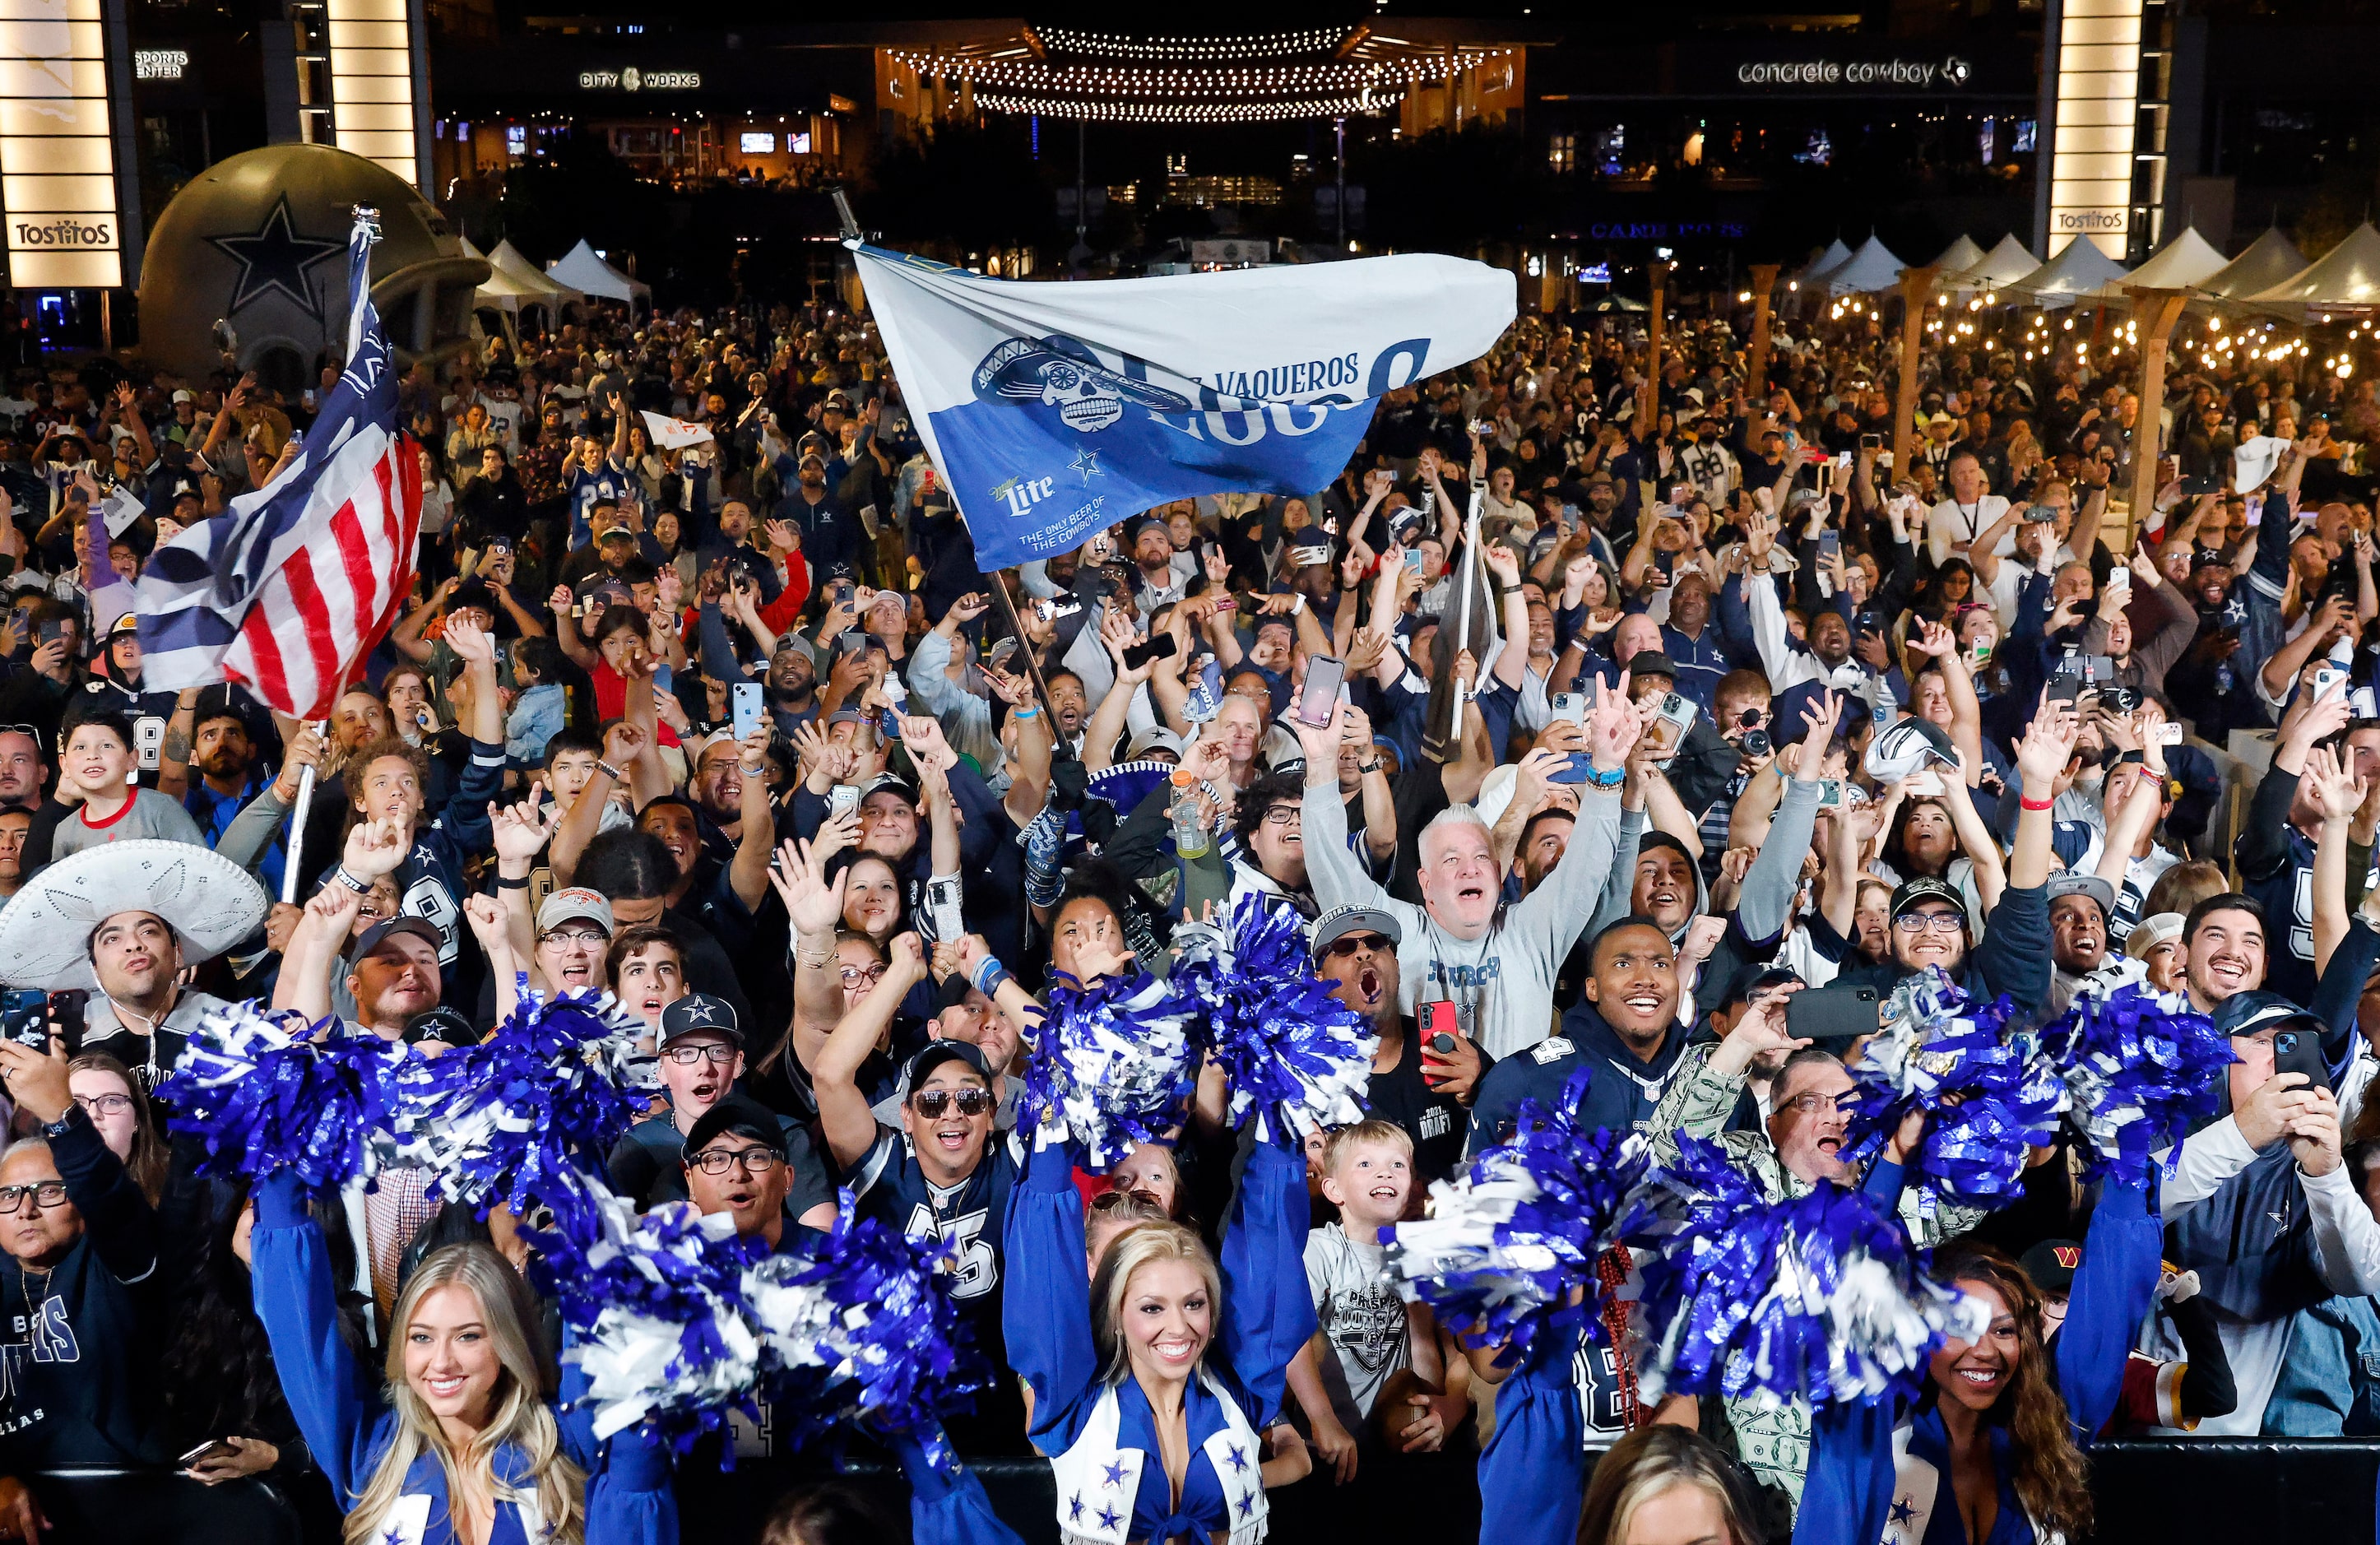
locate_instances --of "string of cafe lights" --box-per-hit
[971,89,1403,123]
[883,49,1503,96]
[1030,26,1350,60]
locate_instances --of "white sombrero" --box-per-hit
[0,838,271,991]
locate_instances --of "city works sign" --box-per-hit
[578,67,702,90]
[1737,55,1973,88]
[12,217,116,251]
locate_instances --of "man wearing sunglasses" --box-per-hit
[610,993,835,1219]
[1311,905,1469,1184]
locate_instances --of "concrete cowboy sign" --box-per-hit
[1737,55,1974,89]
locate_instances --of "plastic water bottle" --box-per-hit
[1170,767,1210,858]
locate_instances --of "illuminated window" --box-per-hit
[1547,132,1575,173]
[0,0,124,286]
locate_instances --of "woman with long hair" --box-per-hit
[1004,1109,1312,1543]
[159,1185,311,1510]
[1575,1426,1765,1545]
[66,1051,168,1206]
[1799,1241,2092,1545]
[249,1174,672,1544]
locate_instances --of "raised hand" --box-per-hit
[1586,672,1642,773]
[2307,744,2369,822]
[488,791,557,865]
[2015,691,2082,791]
[768,836,847,937]
[341,814,409,880]
[443,615,495,667]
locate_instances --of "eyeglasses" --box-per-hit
[1324,933,1393,958]
[544,929,608,948]
[0,1181,67,1213]
[1261,806,1301,826]
[687,1146,782,1176]
[1893,911,1965,935]
[72,1093,132,1117]
[663,1043,738,1065]
[910,1087,995,1118]
[838,963,886,986]
[1785,1092,1846,1116]
[0,724,42,749]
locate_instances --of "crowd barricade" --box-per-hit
[2087,1439,2380,1545]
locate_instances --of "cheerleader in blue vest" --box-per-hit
[1796,1159,2099,1545]
[1005,1125,1315,1545]
[249,1172,676,1545]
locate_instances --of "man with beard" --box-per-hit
[0,724,48,811]
[1127,516,1190,618]
[776,448,856,578]
[685,733,759,867]
[1468,916,1686,1150]
[2167,552,2261,736]
[174,694,290,895]
[1741,511,1893,720]
[1311,906,1470,1183]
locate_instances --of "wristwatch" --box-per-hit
[1358,759,1383,774]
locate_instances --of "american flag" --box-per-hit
[135,209,421,719]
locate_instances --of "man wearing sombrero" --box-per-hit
[0,837,268,1089]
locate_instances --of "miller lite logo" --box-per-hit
[991,474,1057,520]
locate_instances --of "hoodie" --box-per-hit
[1466,1000,1689,1155]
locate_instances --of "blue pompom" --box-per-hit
[2039,980,2232,1179]
[1384,1069,1648,1362]
[393,988,659,1214]
[1840,971,2067,1209]
[1172,896,1375,1142]
[160,1000,406,1190]
[1019,969,1198,1172]
[1628,1135,1988,1410]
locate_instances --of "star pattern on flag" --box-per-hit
[208,195,345,325]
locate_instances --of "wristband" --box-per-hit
[2020,795,2053,812]
[969,953,1008,996]
[1013,704,1041,719]
[1584,763,1626,790]
[333,866,372,894]
[1290,593,1306,615]
[494,873,529,890]
[595,759,623,782]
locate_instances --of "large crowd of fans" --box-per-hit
[0,280,2368,1545]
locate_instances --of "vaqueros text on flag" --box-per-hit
[853,244,1514,571]
[134,210,421,720]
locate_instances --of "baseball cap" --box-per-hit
[681,1093,783,1158]
[536,887,615,938]
[349,916,442,965]
[2045,873,2116,919]
[660,992,742,1047]
[1626,651,1678,684]
[2125,912,2184,959]
[1125,725,1185,761]
[2018,1239,2082,1297]
[401,1005,479,1050]
[860,772,918,806]
[1889,877,1970,928]
[1311,904,1403,960]
[1719,963,1803,1009]
[1864,716,1960,782]
[901,1038,990,1095]
[2212,990,2322,1041]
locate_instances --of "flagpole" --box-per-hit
[280,737,323,906]
[1447,480,1485,745]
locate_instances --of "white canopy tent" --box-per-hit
[485,239,583,317]
[2244,222,2380,313]
[548,239,652,315]
[1943,233,2040,293]
[2197,227,2309,301]
[1929,234,1987,276]
[1791,239,1853,290]
[1823,235,1907,295]
[464,237,555,322]
[2081,227,2229,305]
[2010,239,2131,309]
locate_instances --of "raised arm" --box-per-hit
[2306,745,2366,980]
[814,933,928,1171]
[550,720,644,887]
[767,835,854,1079]
[729,726,777,912]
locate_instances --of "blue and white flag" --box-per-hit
[852,244,1514,570]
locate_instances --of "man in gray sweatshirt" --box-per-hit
[1291,678,1638,1060]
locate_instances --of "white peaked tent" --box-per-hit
[463,236,552,319]
[1792,239,1853,289]
[2011,239,2131,309]
[2245,222,2380,313]
[2198,227,2309,300]
[1944,233,2040,292]
[486,239,583,316]
[549,239,652,315]
[1823,235,1907,295]
[2081,226,2229,304]
[1930,234,1987,276]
